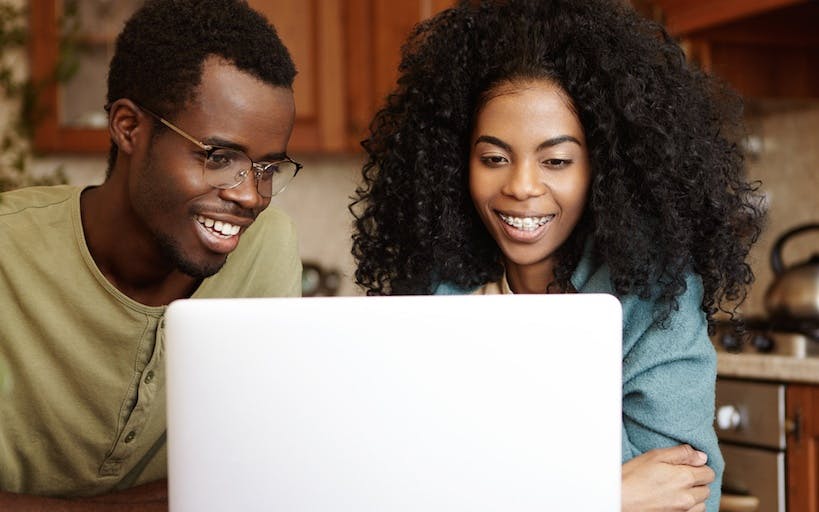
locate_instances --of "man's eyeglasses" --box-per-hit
[134,103,301,198]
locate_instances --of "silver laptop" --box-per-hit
[165,294,622,512]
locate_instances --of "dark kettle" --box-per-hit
[764,223,819,322]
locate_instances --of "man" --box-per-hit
[0,0,301,509]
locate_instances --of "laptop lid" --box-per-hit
[165,294,622,512]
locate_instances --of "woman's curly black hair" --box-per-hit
[350,0,765,327]
[104,0,296,175]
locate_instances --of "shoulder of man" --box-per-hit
[0,185,76,217]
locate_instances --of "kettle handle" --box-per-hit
[770,223,819,275]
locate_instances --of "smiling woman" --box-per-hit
[349,0,765,511]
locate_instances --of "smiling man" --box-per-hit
[0,1,301,509]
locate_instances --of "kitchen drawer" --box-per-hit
[716,379,786,449]
[721,444,785,512]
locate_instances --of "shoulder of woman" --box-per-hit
[433,282,471,295]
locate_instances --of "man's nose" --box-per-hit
[217,171,267,211]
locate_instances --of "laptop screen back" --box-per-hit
[165,294,622,512]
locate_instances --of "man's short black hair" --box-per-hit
[105,0,296,174]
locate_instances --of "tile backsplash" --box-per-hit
[742,101,819,316]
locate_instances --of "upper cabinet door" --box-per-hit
[643,0,819,99]
[28,0,456,155]
[250,0,346,153]
[28,0,142,153]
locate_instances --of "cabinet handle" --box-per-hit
[787,410,801,442]
[720,494,760,512]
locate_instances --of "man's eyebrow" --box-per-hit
[202,137,287,161]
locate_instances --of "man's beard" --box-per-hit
[154,230,227,279]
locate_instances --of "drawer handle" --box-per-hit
[720,494,760,512]
[717,405,742,430]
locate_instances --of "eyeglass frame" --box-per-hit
[117,101,302,197]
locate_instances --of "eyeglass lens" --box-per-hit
[204,148,298,198]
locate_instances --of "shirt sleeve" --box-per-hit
[620,273,724,512]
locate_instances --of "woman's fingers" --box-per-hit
[688,465,716,487]
[649,444,708,466]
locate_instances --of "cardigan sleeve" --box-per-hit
[620,273,724,512]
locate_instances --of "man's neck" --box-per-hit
[80,184,200,307]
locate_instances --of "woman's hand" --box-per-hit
[622,444,715,512]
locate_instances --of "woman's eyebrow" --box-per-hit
[536,135,582,151]
[474,135,512,152]
[475,134,583,152]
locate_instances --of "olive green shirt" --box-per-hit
[0,185,301,496]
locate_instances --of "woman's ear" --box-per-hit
[108,99,146,156]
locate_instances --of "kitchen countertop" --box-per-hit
[717,352,819,384]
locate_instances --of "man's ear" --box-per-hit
[108,99,147,156]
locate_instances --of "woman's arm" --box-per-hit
[620,274,724,512]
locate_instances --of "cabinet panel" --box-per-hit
[651,0,809,34]
[252,0,346,153]
[346,0,455,149]
[27,0,457,154]
[644,0,819,99]
[786,384,819,512]
[29,0,138,153]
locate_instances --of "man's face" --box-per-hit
[130,57,295,278]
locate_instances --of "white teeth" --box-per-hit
[195,215,240,237]
[498,213,553,231]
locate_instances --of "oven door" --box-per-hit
[716,379,787,512]
[721,444,785,512]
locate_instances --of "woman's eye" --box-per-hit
[543,158,571,169]
[480,155,508,167]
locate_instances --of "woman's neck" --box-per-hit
[503,258,559,294]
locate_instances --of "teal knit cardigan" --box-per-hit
[435,250,724,512]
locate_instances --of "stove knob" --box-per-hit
[751,333,774,353]
[716,405,742,430]
[720,332,742,353]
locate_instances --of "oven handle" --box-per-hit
[720,494,760,512]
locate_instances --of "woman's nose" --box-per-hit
[501,162,548,200]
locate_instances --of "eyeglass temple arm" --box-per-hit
[135,102,213,152]
[156,117,213,152]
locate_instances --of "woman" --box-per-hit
[350,1,764,511]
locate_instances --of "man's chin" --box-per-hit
[156,233,228,280]
[176,257,226,280]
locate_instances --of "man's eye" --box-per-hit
[206,150,240,170]
[258,163,283,179]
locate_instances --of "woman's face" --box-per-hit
[469,79,591,283]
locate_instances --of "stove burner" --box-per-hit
[711,317,819,358]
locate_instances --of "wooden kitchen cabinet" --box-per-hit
[639,0,819,98]
[28,0,455,154]
[787,384,819,512]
